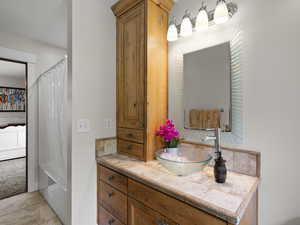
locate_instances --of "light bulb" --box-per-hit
[214,0,229,24]
[167,23,178,42]
[195,6,209,31]
[180,11,193,37]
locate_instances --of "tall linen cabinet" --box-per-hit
[112,0,173,161]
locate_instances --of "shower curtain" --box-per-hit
[38,58,67,224]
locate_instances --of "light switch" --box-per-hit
[77,119,90,133]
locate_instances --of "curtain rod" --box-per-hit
[36,55,67,82]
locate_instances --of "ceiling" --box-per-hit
[0,0,176,49]
[0,0,67,48]
[0,60,26,79]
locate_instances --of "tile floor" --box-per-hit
[0,158,26,200]
[0,192,62,225]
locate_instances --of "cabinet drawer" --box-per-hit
[100,181,127,224]
[118,140,144,160]
[100,165,128,194]
[118,128,144,143]
[128,198,177,225]
[99,205,124,225]
[128,179,226,225]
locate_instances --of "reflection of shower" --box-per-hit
[37,57,68,224]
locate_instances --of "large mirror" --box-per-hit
[183,42,231,132]
[169,31,243,145]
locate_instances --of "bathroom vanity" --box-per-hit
[96,152,259,225]
[102,0,260,224]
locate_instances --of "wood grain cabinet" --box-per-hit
[99,181,127,223]
[128,179,226,225]
[99,206,124,225]
[112,0,173,161]
[97,165,256,225]
[128,198,178,225]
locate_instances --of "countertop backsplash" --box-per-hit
[95,137,116,158]
[95,137,260,177]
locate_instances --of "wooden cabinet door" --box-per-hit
[117,3,145,129]
[128,179,226,225]
[128,198,177,225]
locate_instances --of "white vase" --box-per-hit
[166,147,179,155]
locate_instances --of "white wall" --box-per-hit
[170,0,300,225]
[71,0,116,224]
[0,76,25,88]
[0,31,66,191]
[0,32,66,76]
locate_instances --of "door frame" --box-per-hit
[0,57,28,192]
[0,46,37,192]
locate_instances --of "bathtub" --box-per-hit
[0,125,26,161]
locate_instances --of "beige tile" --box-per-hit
[96,138,117,157]
[43,217,62,225]
[0,192,62,225]
[0,192,44,217]
[95,139,105,154]
[0,202,58,225]
[222,150,234,170]
[233,152,257,176]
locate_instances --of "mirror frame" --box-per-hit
[169,31,243,145]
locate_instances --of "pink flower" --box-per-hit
[155,120,180,147]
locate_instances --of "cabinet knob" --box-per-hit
[157,221,166,225]
[107,191,114,198]
[108,218,115,225]
[108,175,114,182]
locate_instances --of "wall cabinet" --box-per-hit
[117,2,145,130]
[112,0,173,161]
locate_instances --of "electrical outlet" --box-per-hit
[104,119,113,129]
[77,119,90,133]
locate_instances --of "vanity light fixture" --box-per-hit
[195,3,209,31]
[180,10,193,37]
[167,1,238,42]
[167,18,178,42]
[214,0,229,24]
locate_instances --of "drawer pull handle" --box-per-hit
[157,221,166,225]
[108,218,115,225]
[107,191,114,198]
[108,175,114,181]
[127,133,134,137]
[127,145,133,150]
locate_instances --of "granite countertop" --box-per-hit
[97,154,259,225]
